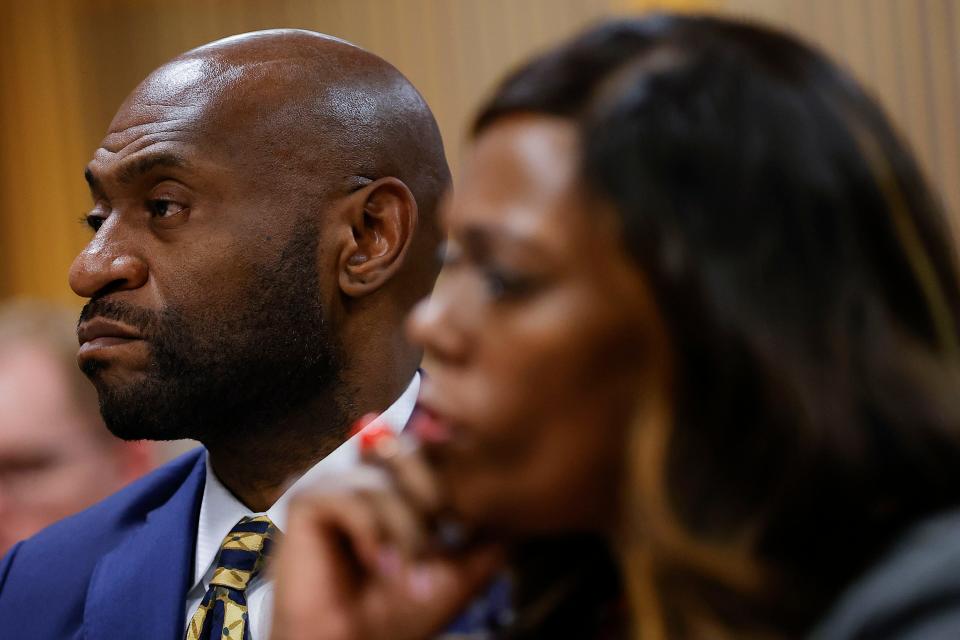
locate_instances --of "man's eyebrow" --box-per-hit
[83,167,100,192]
[117,153,189,184]
[83,153,191,193]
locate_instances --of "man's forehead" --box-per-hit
[97,57,245,160]
[115,59,220,118]
[89,31,399,183]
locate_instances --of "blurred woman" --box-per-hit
[272,14,960,640]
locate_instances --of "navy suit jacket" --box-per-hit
[0,448,206,639]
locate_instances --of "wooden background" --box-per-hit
[1,0,957,304]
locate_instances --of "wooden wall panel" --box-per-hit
[722,0,960,243]
[0,0,956,302]
[0,0,92,304]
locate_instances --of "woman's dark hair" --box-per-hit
[475,14,960,638]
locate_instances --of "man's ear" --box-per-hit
[338,177,418,297]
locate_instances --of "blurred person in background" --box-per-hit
[0,300,152,556]
[271,14,960,640]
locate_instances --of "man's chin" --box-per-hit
[100,407,191,442]
[91,378,191,442]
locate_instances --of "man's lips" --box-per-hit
[77,318,144,357]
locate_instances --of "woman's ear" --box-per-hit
[338,177,418,297]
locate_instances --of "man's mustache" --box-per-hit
[78,298,159,337]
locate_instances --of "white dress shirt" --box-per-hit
[183,373,420,640]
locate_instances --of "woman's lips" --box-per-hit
[409,405,455,445]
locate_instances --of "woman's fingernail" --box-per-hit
[377,547,402,577]
[360,425,394,453]
[408,566,436,600]
[348,412,378,438]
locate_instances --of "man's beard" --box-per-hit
[78,227,344,444]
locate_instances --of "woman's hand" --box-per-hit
[270,426,504,640]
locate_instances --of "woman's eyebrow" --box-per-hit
[460,222,547,261]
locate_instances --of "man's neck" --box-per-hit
[206,432,336,513]
[204,372,414,512]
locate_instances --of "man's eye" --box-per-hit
[81,214,104,232]
[148,199,186,218]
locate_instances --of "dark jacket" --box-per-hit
[811,509,960,639]
[0,448,206,639]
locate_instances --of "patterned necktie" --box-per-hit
[185,515,281,640]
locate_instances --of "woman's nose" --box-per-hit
[406,282,470,365]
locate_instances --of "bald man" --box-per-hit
[0,31,449,639]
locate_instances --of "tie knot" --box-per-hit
[209,515,281,592]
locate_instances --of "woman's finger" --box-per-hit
[357,484,430,560]
[271,494,378,640]
[361,432,445,518]
[396,544,507,637]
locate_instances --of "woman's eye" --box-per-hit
[439,241,463,267]
[483,268,534,300]
[148,199,186,218]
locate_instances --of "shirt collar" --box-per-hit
[190,372,420,590]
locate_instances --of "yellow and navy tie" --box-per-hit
[185,515,281,640]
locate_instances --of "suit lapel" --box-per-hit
[84,451,206,640]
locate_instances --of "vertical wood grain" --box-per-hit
[1,0,956,301]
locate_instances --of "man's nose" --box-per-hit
[68,221,148,299]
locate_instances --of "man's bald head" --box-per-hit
[113,29,448,298]
[193,31,445,225]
